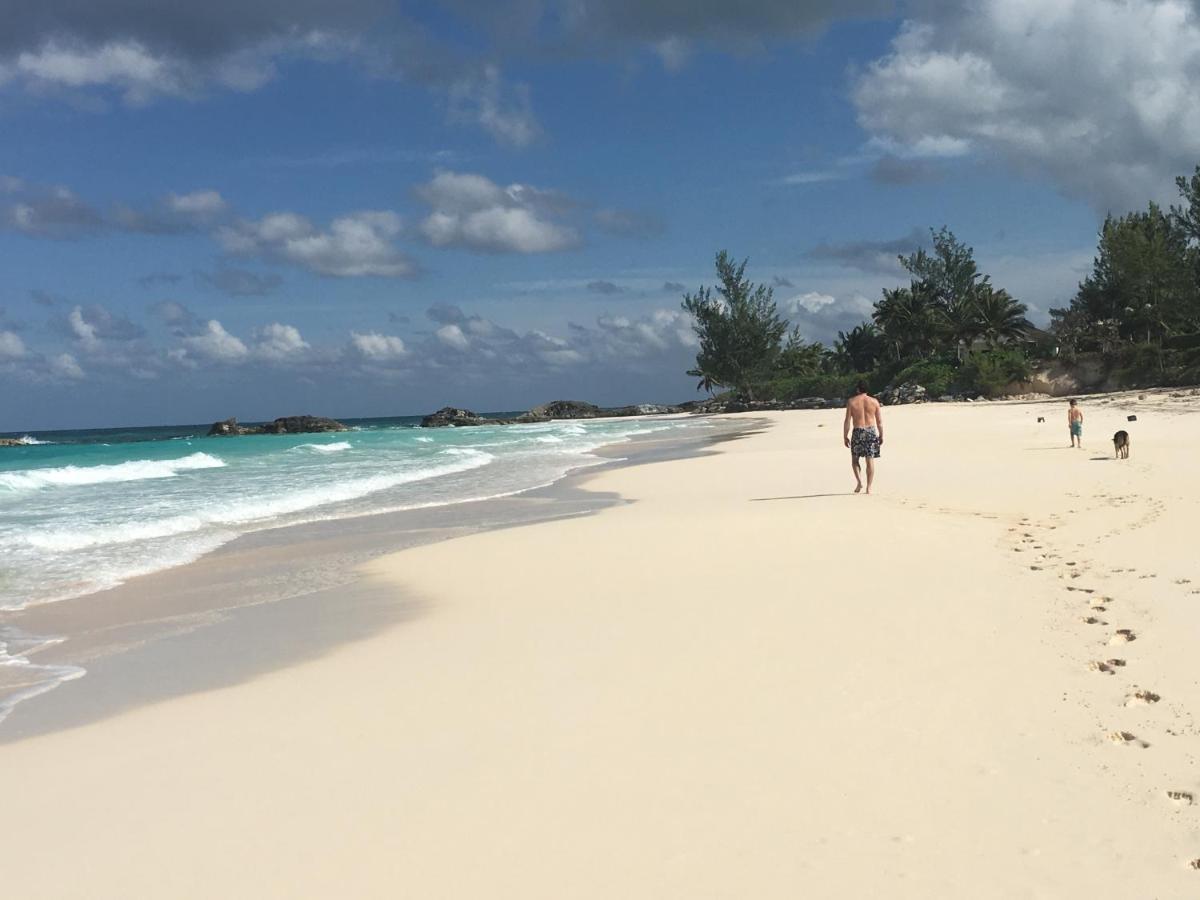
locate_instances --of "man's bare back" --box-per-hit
[843,383,883,494]
[845,393,882,429]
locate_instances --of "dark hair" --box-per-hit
[855,380,869,395]
[1069,399,1077,406]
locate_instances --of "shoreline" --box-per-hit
[2,393,1199,896]
[0,415,750,740]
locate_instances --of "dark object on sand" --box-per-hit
[1127,414,1138,422]
[207,415,348,436]
[1037,416,1045,423]
[1113,430,1130,459]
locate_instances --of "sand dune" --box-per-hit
[2,392,1199,897]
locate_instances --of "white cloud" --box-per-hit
[0,330,26,360]
[181,320,249,363]
[782,292,838,314]
[350,331,408,361]
[49,352,85,380]
[167,190,227,217]
[448,66,540,148]
[416,170,579,254]
[254,322,309,361]
[779,171,843,185]
[67,306,99,348]
[218,210,414,277]
[854,0,1200,210]
[435,323,471,351]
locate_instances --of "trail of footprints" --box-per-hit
[1007,501,1200,873]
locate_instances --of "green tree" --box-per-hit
[834,323,885,372]
[872,283,937,361]
[973,285,1029,347]
[681,251,788,400]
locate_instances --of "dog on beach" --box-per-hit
[1113,430,1130,459]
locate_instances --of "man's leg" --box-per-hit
[865,456,875,494]
[851,453,863,493]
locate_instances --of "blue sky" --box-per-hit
[3,0,1199,429]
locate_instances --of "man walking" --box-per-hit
[844,381,883,494]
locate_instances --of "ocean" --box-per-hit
[0,413,708,613]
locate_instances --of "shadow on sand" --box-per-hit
[750,493,853,502]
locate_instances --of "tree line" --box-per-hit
[683,165,1200,401]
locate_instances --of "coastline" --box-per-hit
[0,415,746,740]
[2,395,1200,896]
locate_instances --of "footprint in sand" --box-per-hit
[1125,690,1161,706]
[1089,661,1117,674]
[1030,565,1043,571]
[1175,578,1192,585]
[1167,791,1194,806]
[1090,606,1107,613]
[1080,616,1107,625]
[1108,731,1150,748]
[1190,859,1200,870]
[1109,629,1137,644]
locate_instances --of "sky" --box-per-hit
[3,0,1200,429]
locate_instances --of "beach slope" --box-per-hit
[2,396,1200,897]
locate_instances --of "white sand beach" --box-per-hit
[3,393,1200,898]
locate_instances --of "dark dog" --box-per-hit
[1113,430,1130,459]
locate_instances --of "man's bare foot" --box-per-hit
[854,484,862,493]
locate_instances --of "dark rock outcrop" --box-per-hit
[207,415,348,437]
[0,437,26,447]
[880,383,928,405]
[418,407,522,428]
[526,400,603,420]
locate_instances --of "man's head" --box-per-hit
[1069,399,1077,407]
[856,380,869,395]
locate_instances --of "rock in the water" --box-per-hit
[419,407,490,427]
[0,437,26,447]
[207,415,348,437]
[526,400,602,420]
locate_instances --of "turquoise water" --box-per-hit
[0,414,704,611]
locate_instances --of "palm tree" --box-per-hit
[938,295,982,361]
[834,323,884,372]
[974,286,1028,348]
[873,284,936,361]
[687,367,718,396]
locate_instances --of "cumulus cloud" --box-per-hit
[49,352,85,380]
[779,291,876,343]
[114,188,230,234]
[854,0,1200,211]
[180,319,249,363]
[60,304,147,349]
[586,280,625,295]
[217,210,415,277]
[350,331,408,362]
[662,281,687,293]
[416,170,580,254]
[0,330,27,360]
[253,322,309,361]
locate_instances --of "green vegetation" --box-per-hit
[682,165,1200,402]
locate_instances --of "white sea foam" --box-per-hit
[0,452,225,491]
[13,435,52,445]
[14,449,495,553]
[291,441,352,454]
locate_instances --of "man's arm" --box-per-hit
[874,401,884,444]
[843,403,853,448]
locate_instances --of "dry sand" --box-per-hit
[3,392,1200,898]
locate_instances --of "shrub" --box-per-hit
[960,348,1032,397]
[893,359,957,397]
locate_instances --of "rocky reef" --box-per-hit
[420,399,685,428]
[207,415,348,437]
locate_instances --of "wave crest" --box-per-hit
[0,452,225,491]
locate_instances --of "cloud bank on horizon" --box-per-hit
[1,0,1197,427]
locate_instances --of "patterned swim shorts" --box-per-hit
[851,426,881,459]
